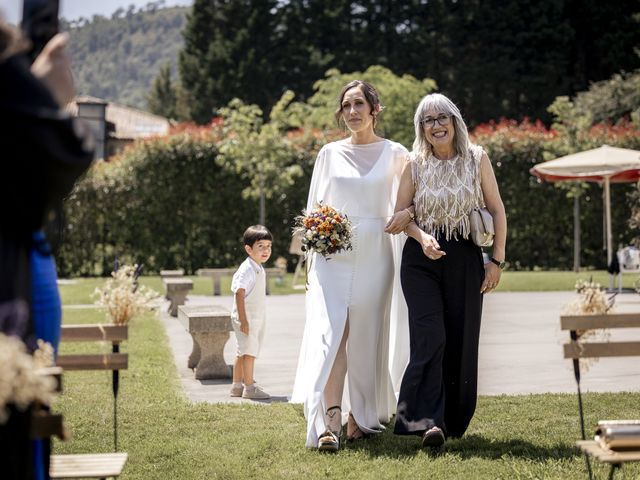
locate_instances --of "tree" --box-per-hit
[67,6,187,108]
[179,0,287,123]
[564,0,640,92]
[147,62,177,119]
[550,70,640,128]
[217,92,304,224]
[66,0,640,124]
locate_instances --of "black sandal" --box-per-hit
[318,406,342,452]
[421,426,445,449]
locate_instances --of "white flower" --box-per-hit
[0,334,56,424]
[93,265,158,325]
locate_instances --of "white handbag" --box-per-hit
[469,207,494,247]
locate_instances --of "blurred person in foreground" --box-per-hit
[0,18,94,480]
[0,19,93,348]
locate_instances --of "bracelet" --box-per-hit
[405,208,415,221]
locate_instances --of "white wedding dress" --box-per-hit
[290,138,409,447]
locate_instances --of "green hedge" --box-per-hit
[58,122,640,276]
[60,133,253,276]
[474,120,640,270]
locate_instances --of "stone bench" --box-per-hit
[160,269,185,299]
[264,267,286,291]
[196,268,235,296]
[160,269,185,278]
[163,278,193,317]
[197,267,285,295]
[178,305,232,380]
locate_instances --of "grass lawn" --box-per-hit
[58,274,303,305]
[53,308,640,479]
[58,270,639,305]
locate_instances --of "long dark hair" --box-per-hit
[333,80,382,129]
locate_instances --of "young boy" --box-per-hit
[229,225,273,399]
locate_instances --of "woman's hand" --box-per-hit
[31,32,74,106]
[481,262,502,293]
[420,232,446,260]
[385,208,412,234]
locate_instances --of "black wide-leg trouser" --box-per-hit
[394,235,485,439]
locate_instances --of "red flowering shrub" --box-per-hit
[471,119,640,269]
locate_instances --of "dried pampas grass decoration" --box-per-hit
[93,264,158,325]
[0,335,56,424]
[563,279,615,370]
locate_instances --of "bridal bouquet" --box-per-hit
[294,202,353,258]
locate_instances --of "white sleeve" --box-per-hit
[231,262,257,294]
[306,146,328,211]
[388,146,410,393]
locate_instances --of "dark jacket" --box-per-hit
[0,51,94,339]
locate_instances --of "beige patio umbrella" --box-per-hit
[530,145,640,268]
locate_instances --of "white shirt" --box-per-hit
[231,257,263,296]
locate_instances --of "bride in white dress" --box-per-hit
[291,80,410,450]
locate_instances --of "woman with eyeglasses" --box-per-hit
[384,93,507,448]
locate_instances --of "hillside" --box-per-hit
[64,5,187,109]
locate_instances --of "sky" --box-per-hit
[0,0,193,25]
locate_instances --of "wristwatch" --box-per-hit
[489,257,506,269]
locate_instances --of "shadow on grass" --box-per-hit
[345,432,579,461]
[287,404,578,461]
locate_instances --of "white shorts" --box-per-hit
[231,315,265,358]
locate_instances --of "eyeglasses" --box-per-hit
[420,114,451,128]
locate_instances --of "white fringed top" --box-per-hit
[411,144,485,240]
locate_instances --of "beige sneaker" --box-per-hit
[229,383,244,397]
[242,383,270,400]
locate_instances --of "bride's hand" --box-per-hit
[420,233,446,260]
[384,209,412,234]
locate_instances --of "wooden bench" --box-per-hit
[198,267,284,296]
[163,278,193,317]
[50,453,128,479]
[51,324,129,478]
[30,366,65,440]
[178,304,232,380]
[561,312,640,480]
[57,324,128,371]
